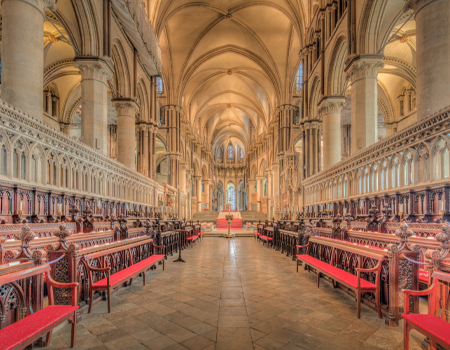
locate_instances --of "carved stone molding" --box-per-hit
[345,55,385,84]
[112,98,139,117]
[3,0,57,18]
[318,96,346,119]
[74,57,114,85]
[404,0,438,14]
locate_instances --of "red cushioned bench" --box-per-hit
[256,225,274,248]
[0,264,79,350]
[86,244,165,313]
[296,238,383,319]
[403,271,450,350]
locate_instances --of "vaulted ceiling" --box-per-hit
[150,0,305,152]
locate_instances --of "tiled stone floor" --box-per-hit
[44,237,424,350]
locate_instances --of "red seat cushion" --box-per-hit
[92,254,165,288]
[0,305,78,350]
[402,314,450,345]
[297,255,376,290]
[419,269,428,283]
[187,235,199,241]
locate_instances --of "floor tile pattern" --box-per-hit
[44,238,424,350]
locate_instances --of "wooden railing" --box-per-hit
[303,105,450,225]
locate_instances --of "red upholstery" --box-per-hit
[297,255,376,290]
[403,314,450,345]
[260,235,273,241]
[215,218,244,229]
[187,234,199,241]
[93,254,165,288]
[0,305,78,350]
[419,269,428,283]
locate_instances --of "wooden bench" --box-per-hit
[257,225,274,247]
[85,243,165,313]
[186,227,201,245]
[0,263,79,349]
[296,236,384,319]
[403,271,450,350]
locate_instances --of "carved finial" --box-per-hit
[16,224,35,248]
[54,223,72,242]
[394,221,414,243]
[436,222,450,249]
[388,221,417,253]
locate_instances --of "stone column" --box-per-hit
[405,0,450,119]
[180,162,187,194]
[47,92,53,116]
[194,176,202,212]
[204,180,210,209]
[75,57,113,156]
[142,124,149,176]
[256,176,264,211]
[248,180,255,209]
[345,55,384,154]
[1,0,56,121]
[404,90,412,115]
[318,96,345,170]
[267,170,273,219]
[112,99,138,170]
[148,126,156,179]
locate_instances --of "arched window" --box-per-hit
[227,186,236,210]
[227,144,234,159]
[371,165,378,192]
[156,77,163,94]
[296,62,303,92]
[263,178,267,196]
[433,139,449,180]
[0,145,6,176]
[217,147,222,158]
[392,156,400,188]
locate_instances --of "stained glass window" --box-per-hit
[227,187,236,210]
[296,62,303,92]
[156,77,163,94]
[217,147,221,158]
[240,148,244,158]
[227,144,234,159]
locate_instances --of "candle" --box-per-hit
[20,200,23,211]
[440,200,444,211]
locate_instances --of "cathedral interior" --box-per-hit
[0,0,449,349]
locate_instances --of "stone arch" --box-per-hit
[111,40,132,97]
[327,36,348,95]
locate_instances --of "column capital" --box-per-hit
[193,175,202,180]
[74,56,114,84]
[112,98,139,116]
[138,123,149,132]
[345,55,385,84]
[59,122,72,134]
[404,0,437,14]
[318,96,346,119]
[2,0,57,18]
